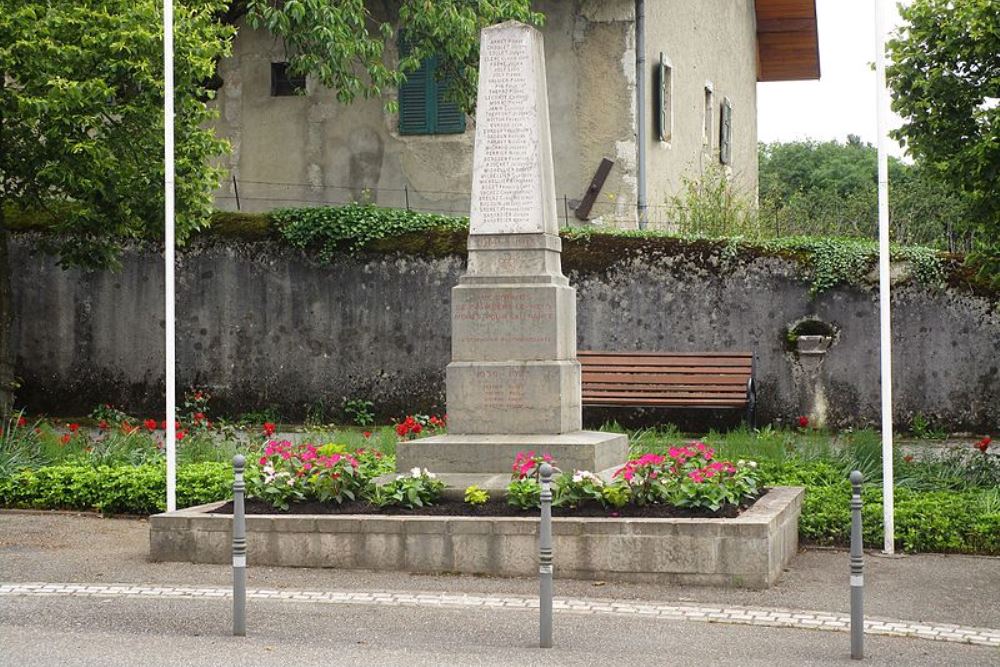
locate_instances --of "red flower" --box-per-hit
[159,420,167,430]
[122,423,137,435]
[194,412,205,423]
[144,418,157,431]
[977,436,992,454]
[363,431,372,439]
[176,430,187,441]
[68,423,80,433]
[262,422,276,437]
[395,423,408,437]
[194,391,204,400]
[98,420,109,430]
[903,455,914,463]
[60,433,71,445]
[797,416,809,429]
[412,423,422,434]
[16,416,27,427]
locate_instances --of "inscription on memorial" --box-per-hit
[476,367,528,410]
[472,30,541,235]
[454,292,554,323]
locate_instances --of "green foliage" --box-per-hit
[506,478,541,510]
[887,0,999,260]
[463,485,489,507]
[369,468,444,509]
[758,138,973,249]
[0,463,230,514]
[553,471,609,509]
[0,0,233,266]
[787,482,1000,555]
[273,203,468,258]
[343,398,375,427]
[244,0,541,113]
[668,165,759,237]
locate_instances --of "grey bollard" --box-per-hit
[538,462,554,649]
[232,455,247,637]
[850,470,864,660]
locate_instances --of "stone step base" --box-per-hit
[394,431,628,477]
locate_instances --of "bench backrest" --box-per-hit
[578,351,754,407]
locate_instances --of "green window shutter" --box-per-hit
[720,97,733,165]
[398,36,466,135]
[399,55,431,135]
[434,76,466,134]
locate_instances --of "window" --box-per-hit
[656,52,673,144]
[398,44,466,135]
[270,62,305,97]
[719,97,733,165]
[703,82,715,147]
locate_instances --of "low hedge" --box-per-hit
[0,463,230,514]
[762,461,1000,554]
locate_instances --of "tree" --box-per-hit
[241,0,541,112]
[886,0,999,277]
[0,0,232,413]
[758,139,971,246]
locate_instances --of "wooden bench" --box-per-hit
[578,351,757,427]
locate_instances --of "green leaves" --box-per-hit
[0,0,232,268]
[886,0,999,254]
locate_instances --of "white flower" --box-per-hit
[410,467,422,477]
[263,464,275,475]
[425,470,437,479]
[572,470,602,485]
[737,459,746,467]
[286,478,295,487]
[747,460,758,469]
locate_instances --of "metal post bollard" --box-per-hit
[850,470,864,659]
[538,462,554,649]
[232,455,247,637]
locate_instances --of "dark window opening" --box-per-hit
[271,62,306,97]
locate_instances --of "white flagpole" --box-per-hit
[875,0,894,554]
[164,0,177,512]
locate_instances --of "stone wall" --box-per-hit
[11,235,1000,431]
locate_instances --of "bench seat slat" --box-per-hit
[583,397,748,407]
[582,373,749,385]
[580,358,752,369]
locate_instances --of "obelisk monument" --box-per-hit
[397,22,627,484]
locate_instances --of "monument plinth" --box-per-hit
[397,22,627,485]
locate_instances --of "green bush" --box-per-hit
[273,203,468,258]
[0,463,231,514]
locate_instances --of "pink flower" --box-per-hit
[258,456,267,466]
[688,470,704,483]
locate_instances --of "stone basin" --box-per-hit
[149,486,804,589]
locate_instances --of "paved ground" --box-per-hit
[1,511,998,665]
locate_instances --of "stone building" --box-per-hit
[211,0,819,228]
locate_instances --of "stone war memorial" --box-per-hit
[150,22,804,588]
[396,21,628,489]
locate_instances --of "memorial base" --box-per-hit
[395,431,628,482]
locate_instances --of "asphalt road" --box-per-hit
[2,593,997,666]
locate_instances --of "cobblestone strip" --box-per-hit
[2,582,999,649]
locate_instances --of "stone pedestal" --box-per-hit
[396,21,627,480]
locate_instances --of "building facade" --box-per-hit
[211,0,818,228]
